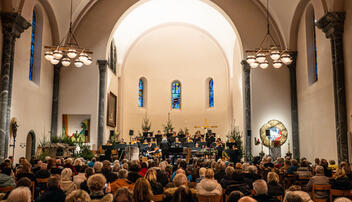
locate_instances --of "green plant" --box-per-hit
[38,150,50,161]
[51,136,60,143]
[79,145,94,160]
[226,124,244,161]
[142,113,151,132]
[163,115,174,134]
[61,135,75,146]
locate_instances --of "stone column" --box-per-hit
[97,60,108,147]
[50,64,62,139]
[0,13,30,158]
[242,60,252,159]
[317,12,349,162]
[287,52,300,159]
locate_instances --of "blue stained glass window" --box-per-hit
[209,79,214,107]
[138,79,144,107]
[313,17,318,81]
[172,81,181,109]
[29,11,36,81]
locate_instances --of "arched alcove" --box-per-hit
[26,131,36,160]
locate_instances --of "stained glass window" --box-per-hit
[138,79,144,107]
[29,11,36,81]
[313,16,318,81]
[172,81,181,109]
[209,79,214,107]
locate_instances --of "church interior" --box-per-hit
[0,0,352,161]
[0,0,351,201]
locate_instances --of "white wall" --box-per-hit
[120,24,233,140]
[296,4,337,162]
[344,0,352,163]
[10,3,54,162]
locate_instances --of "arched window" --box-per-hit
[209,79,214,107]
[108,39,117,74]
[172,81,181,109]
[138,79,144,107]
[28,8,42,84]
[306,5,318,85]
[29,11,36,81]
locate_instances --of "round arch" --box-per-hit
[26,130,36,161]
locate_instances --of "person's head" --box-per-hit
[87,174,106,193]
[0,162,12,176]
[73,158,82,167]
[40,163,47,170]
[238,196,257,202]
[235,163,242,170]
[93,161,103,173]
[225,166,235,177]
[199,167,206,178]
[174,173,188,187]
[253,179,268,195]
[267,172,279,184]
[47,175,60,189]
[19,162,31,173]
[335,168,347,178]
[266,157,272,163]
[129,163,140,172]
[7,187,31,202]
[64,158,73,165]
[85,167,95,178]
[284,191,304,202]
[102,160,111,171]
[334,197,352,202]
[315,165,324,175]
[56,158,62,166]
[248,166,257,174]
[65,189,91,202]
[300,160,308,167]
[113,163,120,172]
[228,191,244,202]
[171,185,194,202]
[285,159,292,166]
[314,158,320,165]
[119,169,128,179]
[179,160,187,170]
[291,159,298,166]
[287,185,302,192]
[329,160,336,165]
[16,177,31,188]
[61,168,72,181]
[115,187,132,202]
[145,169,157,182]
[133,178,153,202]
[205,169,214,179]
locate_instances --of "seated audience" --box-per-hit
[220,165,235,188]
[35,175,66,202]
[228,191,244,202]
[144,168,163,194]
[34,163,50,179]
[65,189,91,202]
[114,187,132,202]
[102,160,118,183]
[195,167,206,183]
[80,167,95,194]
[267,172,284,196]
[329,168,352,190]
[94,161,103,173]
[16,162,35,181]
[284,191,312,202]
[63,158,77,175]
[60,168,78,195]
[87,173,113,201]
[328,160,338,170]
[320,159,332,177]
[73,158,83,173]
[252,179,280,202]
[296,160,312,178]
[132,178,153,202]
[196,168,222,196]
[47,159,61,175]
[306,165,329,199]
[287,159,299,174]
[7,186,32,202]
[139,161,148,177]
[0,162,15,187]
[244,165,261,189]
[111,169,134,193]
[73,164,87,187]
[214,161,226,183]
[164,173,197,201]
[171,185,197,202]
[127,163,141,183]
[88,158,96,168]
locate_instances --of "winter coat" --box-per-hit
[196,178,222,196]
[267,181,284,196]
[0,174,15,187]
[60,179,78,195]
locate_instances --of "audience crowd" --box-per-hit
[0,155,351,202]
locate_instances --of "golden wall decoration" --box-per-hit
[260,120,288,148]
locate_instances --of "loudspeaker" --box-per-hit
[129,130,134,136]
[266,130,270,137]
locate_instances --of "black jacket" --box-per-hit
[127,171,141,183]
[35,187,66,202]
[253,194,280,202]
[149,180,163,194]
[220,175,236,189]
[214,169,226,183]
[330,177,352,190]
[267,182,284,196]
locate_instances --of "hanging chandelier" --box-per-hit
[246,0,292,69]
[44,0,93,67]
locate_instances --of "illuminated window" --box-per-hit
[138,79,144,107]
[172,81,181,109]
[209,79,214,107]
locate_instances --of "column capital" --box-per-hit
[316,12,345,39]
[97,60,108,72]
[241,60,250,73]
[0,12,31,39]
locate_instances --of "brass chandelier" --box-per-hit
[44,0,93,67]
[246,0,292,69]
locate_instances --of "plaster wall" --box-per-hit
[120,24,231,140]
[296,4,337,162]
[10,3,54,162]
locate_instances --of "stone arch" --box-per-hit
[289,0,328,50]
[26,130,36,161]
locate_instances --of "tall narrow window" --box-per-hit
[306,5,318,85]
[29,11,36,81]
[138,79,144,107]
[172,81,181,109]
[209,79,214,107]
